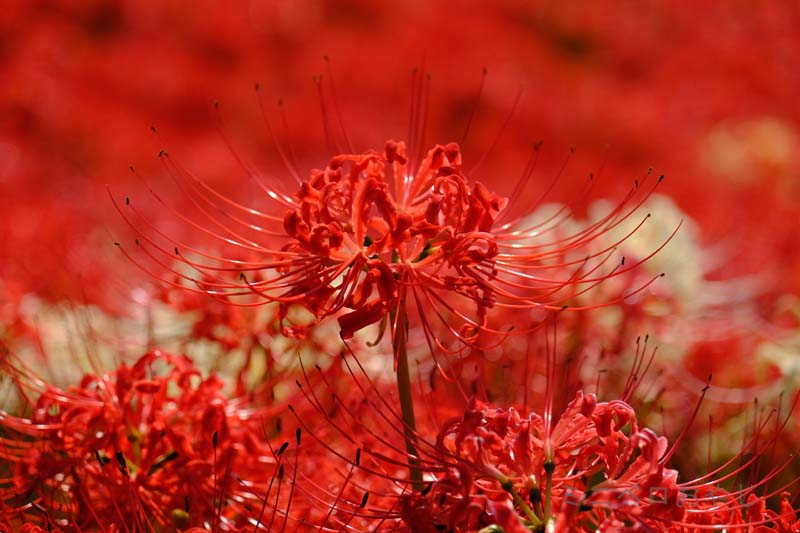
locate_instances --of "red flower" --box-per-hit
[0,348,279,531]
[399,390,800,532]
[120,137,665,364]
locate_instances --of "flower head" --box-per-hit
[280,139,506,340]
[400,390,800,532]
[0,348,275,531]
[118,132,666,367]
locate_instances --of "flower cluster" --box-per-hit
[2,4,800,530]
[402,392,800,532]
[3,123,799,530]
[0,349,285,531]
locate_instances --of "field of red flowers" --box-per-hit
[1,1,799,531]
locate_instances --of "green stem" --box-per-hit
[392,308,423,491]
[500,477,541,528]
[544,461,554,526]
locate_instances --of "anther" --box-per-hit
[277,441,289,456]
[94,450,109,468]
[115,451,128,475]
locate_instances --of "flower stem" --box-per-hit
[500,477,541,528]
[544,460,554,525]
[392,308,423,491]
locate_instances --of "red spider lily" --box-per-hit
[277,139,507,342]
[387,321,800,531]
[399,391,678,531]
[0,348,296,532]
[115,135,669,364]
[398,390,800,532]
